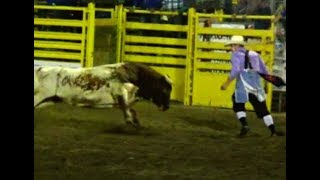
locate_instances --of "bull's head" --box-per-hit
[117,62,173,111]
[152,75,173,111]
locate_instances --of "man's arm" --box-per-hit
[221,76,236,90]
[258,56,269,75]
[221,53,241,90]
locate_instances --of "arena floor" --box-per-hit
[34,101,286,180]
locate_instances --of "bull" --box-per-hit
[34,62,173,127]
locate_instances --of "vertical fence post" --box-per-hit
[86,2,95,67]
[215,9,224,22]
[267,15,276,111]
[115,4,123,63]
[184,7,195,106]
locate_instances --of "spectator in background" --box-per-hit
[196,0,223,13]
[46,0,80,6]
[231,0,249,23]
[280,6,286,32]
[233,0,248,15]
[130,0,162,23]
[161,0,187,38]
[45,0,83,19]
[252,0,272,30]
[132,0,162,11]
[224,0,233,14]
[161,0,186,25]
[128,0,162,36]
[273,3,286,37]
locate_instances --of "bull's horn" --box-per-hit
[164,74,173,85]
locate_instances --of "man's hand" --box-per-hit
[221,77,234,90]
[220,83,228,90]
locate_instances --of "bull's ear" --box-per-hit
[163,74,173,85]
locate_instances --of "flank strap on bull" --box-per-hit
[245,50,286,88]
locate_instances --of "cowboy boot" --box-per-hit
[240,125,250,137]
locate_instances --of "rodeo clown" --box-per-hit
[220,35,285,137]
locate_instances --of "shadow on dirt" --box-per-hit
[177,115,234,131]
[101,124,160,137]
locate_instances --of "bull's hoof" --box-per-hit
[133,118,140,125]
[126,121,140,129]
[133,122,142,129]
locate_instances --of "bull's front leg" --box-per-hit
[117,96,140,127]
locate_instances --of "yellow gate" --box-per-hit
[119,5,194,103]
[34,3,96,67]
[34,3,276,111]
[118,6,275,110]
[191,13,275,110]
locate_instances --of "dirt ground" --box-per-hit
[34,101,286,180]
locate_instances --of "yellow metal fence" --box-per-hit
[119,7,275,110]
[34,3,96,67]
[120,7,191,102]
[191,13,275,110]
[34,3,276,110]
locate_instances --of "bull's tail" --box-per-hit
[34,96,62,109]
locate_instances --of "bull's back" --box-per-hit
[55,66,124,107]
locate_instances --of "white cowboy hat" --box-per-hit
[225,35,246,46]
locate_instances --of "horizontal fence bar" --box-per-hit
[195,62,231,71]
[197,41,273,51]
[95,8,114,12]
[125,45,187,56]
[197,28,273,37]
[34,31,83,40]
[34,40,82,50]
[197,13,275,20]
[124,9,187,16]
[196,51,231,60]
[125,54,185,65]
[126,35,187,46]
[95,19,117,26]
[34,50,82,60]
[34,5,86,11]
[126,22,188,32]
[34,18,86,27]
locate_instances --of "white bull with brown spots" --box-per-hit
[34,62,173,127]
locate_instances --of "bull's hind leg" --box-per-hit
[129,109,140,127]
